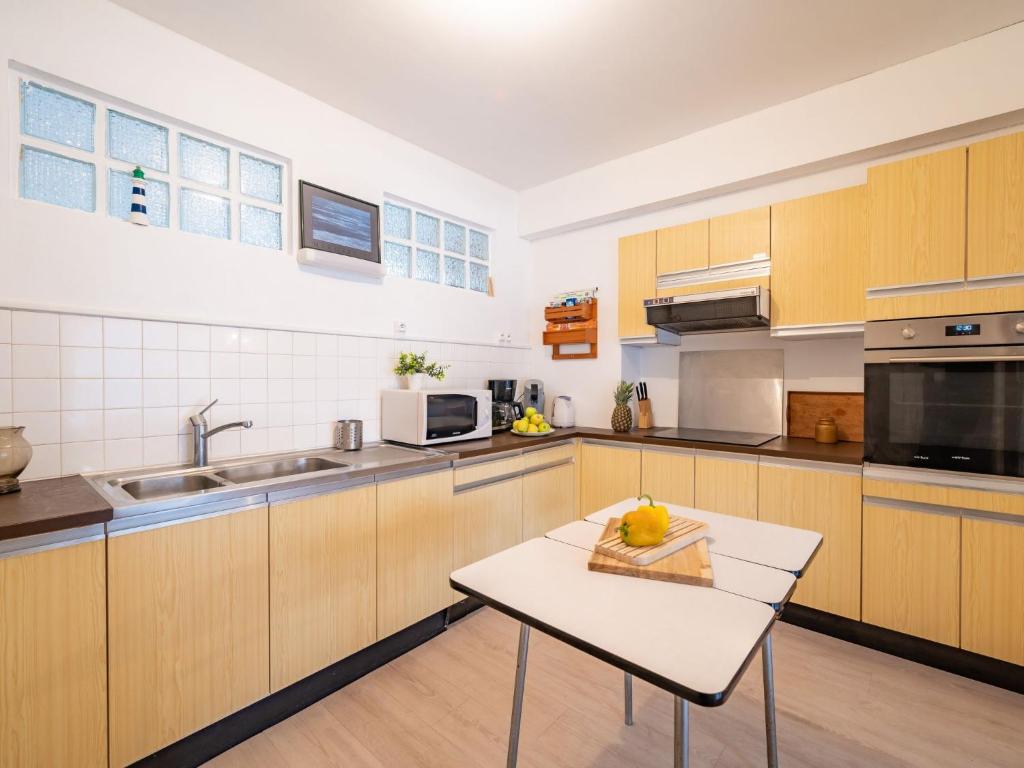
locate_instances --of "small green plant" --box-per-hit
[393,351,449,381]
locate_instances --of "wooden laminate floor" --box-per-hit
[209,608,1024,768]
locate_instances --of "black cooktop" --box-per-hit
[653,428,779,447]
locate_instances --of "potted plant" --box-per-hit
[611,380,635,432]
[393,351,449,390]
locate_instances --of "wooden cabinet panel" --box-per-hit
[454,454,524,487]
[579,442,641,515]
[709,206,770,267]
[522,442,575,470]
[377,469,454,638]
[758,462,862,619]
[694,453,758,519]
[0,539,107,768]
[657,219,709,275]
[618,231,657,339]
[867,147,967,290]
[863,477,1024,519]
[862,503,959,646]
[865,283,1024,320]
[770,186,867,328]
[108,505,270,767]
[641,448,695,507]
[523,462,576,539]
[454,476,523,568]
[270,485,377,692]
[968,131,1024,280]
[961,517,1024,665]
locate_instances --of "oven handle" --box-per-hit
[889,354,1024,363]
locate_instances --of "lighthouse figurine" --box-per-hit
[129,166,149,226]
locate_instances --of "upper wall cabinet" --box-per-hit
[709,206,770,267]
[618,230,657,339]
[657,219,709,275]
[770,186,867,330]
[968,132,1024,281]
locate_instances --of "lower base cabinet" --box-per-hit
[454,475,523,569]
[108,504,270,767]
[523,460,576,539]
[961,516,1024,665]
[694,451,758,519]
[270,484,378,691]
[640,447,695,506]
[0,537,107,768]
[580,442,641,515]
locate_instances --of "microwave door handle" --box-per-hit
[889,354,1024,363]
[473,399,481,429]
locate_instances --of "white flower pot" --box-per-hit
[402,373,427,390]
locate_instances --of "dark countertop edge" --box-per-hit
[0,475,113,543]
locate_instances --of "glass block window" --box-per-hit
[180,188,230,239]
[416,249,440,283]
[108,169,169,227]
[108,110,168,172]
[444,256,466,288]
[469,229,489,261]
[469,261,489,293]
[240,204,282,249]
[239,153,282,203]
[382,242,411,278]
[444,221,466,254]
[383,202,411,239]
[20,81,95,151]
[19,145,95,212]
[415,212,440,247]
[179,134,229,189]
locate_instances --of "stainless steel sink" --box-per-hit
[118,473,225,501]
[212,456,349,484]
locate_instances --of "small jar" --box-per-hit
[0,426,33,494]
[814,417,838,444]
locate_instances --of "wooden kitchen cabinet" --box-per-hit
[961,516,1024,665]
[758,460,862,619]
[0,537,107,768]
[657,219,709,275]
[580,441,641,515]
[269,485,377,692]
[770,186,867,329]
[694,451,758,519]
[523,459,576,539]
[967,131,1024,281]
[108,504,270,767]
[454,475,523,568]
[377,468,455,638]
[867,146,967,290]
[618,230,657,339]
[641,446,695,506]
[862,502,960,646]
[709,206,770,267]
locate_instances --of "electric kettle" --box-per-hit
[551,395,575,428]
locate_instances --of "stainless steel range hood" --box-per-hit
[644,286,770,335]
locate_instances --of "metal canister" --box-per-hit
[814,417,838,444]
[335,419,363,451]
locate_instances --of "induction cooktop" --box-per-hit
[653,428,779,447]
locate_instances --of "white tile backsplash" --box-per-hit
[60,315,102,347]
[61,346,103,378]
[13,345,60,378]
[105,348,143,378]
[0,345,10,379]
[103,318,141,348]
[142,321,177,350]
[14,378,60,411]
[0,310,11,344]
[12,311,59,345]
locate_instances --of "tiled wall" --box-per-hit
[0,308,528,480]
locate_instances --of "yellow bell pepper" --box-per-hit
[636,494,670,534]
[616,505,667,547]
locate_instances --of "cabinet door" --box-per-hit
[657,219,709,275]
[618,231,657,339]
[0,538,107,768]
[961,517,1024,665]
[523,462,576,539]
[694,452,758,519]
[641,447,695,506]
[454,476,523,568]
[770,186,867,328]
[862,503,959,646]
[579,442,641,515]
[709,206,770,267]
[270,485,377,691]
[867,147,966,290]
[968,131,1024,280]
[377,469,454,638]
[108,505,270,767]
[758,461,862,619]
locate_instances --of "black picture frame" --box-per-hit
[299,180,380,264]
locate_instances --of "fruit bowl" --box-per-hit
[509,427,557,437]
[510,410,553,436]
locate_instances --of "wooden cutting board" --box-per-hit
[588,518,714,587]
[594,514,708,566]
[787,390,864,442]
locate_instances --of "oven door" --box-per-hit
[424,394,480,440]
[865,346,1024,478]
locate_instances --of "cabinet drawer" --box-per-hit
[523,442,575,470]
[863,477,1024,519]
[454,454,524,488]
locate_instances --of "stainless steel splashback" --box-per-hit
[678,350,784,435]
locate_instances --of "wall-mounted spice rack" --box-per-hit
[542,299,598,359]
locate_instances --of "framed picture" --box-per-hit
[298,180,380,265]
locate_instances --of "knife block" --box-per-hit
[637,399,653,429]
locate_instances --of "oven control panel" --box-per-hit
[866,311,1024,350]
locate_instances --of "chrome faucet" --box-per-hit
[189,399,253,467]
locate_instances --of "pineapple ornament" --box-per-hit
[128,166,149,226]
[611,380,635,433]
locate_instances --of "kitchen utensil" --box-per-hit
[786,391,864,442]
[551,396,575,427]
[594,514,709,566]
[636,381,653,428]
[523,379,545,413]
[335,419,364,451]
[0,426,32,494]
[588,518,714,586]
[814,417,839,444]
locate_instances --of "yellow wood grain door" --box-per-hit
[108,505,270,767]
[709,206,770,267]
[867,146,967,290]
[523,462,576,539]
[657,220,709,275]
[641,447,695,506]
[694,452,758,519]
[862,503,960,646]
[961,516,1024,665]
[758,462,862,619]
[618,231,657,338]
[454,476,523,568]
[0,538,107,768]
[269,485,377,692]
[770,186,867,328]
[377,469,455,638]
[968,131,1024,280]
[579,442,641,515]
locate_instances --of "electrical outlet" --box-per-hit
[393,320,407,336]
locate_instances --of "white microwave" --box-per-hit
[381,389,492,446]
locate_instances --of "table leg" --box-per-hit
[674,696,689,768]
[624,672,634,726]
[507,623,531,768]
[762,631,779,768]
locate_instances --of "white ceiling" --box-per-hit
[115,0,1024,190]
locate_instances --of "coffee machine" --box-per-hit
[488,379,522,432]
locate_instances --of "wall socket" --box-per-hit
[393,320,407,336]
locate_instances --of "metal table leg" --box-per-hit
[507,623,531,768]
[674,696,689,768]
[762,631,779,768]
[624,672,634,726]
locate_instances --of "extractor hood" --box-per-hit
[644,286,770,335]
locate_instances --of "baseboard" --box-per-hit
[446,595,484,624]
[781,604,1024,695]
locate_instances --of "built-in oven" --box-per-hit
[864,311,1024,478]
